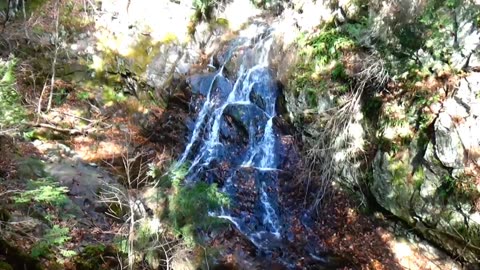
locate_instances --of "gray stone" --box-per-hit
[371,151,414,223]
[443,98,469,118]
[419,168,441,199]
[451,16,480,70]
[146,44,184,90]
[468,52,480,68]
[317,94,334,114]
[455,72,480,105]
[434,113,464,169]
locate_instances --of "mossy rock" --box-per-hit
[0,262,13,270]
[73,245,118,270]
[0,239,41,270]
[17,158,47,180]
[0,208,11,222]
[25,127,70,141]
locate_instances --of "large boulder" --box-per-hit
[223,103,269,141]
[434,113,465,170]
[451,8,480,70]
[371,73,480,264]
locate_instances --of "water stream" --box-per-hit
[178,24,340,268]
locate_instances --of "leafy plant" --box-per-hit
[440,173,480,203]
[413,166,425,190]
[102,86,127,104]
[72,244,119,270]
[302,26,356,66]
[168,182,229,246]
[362,95,383,122]
[14,177,69,207]
[76,91,90,101]
[289,24,356,112]
[31,225,71,258]
[192,0,215,21]
[0,58,26,130]
[53,88,69,105]
[160,164,229,247]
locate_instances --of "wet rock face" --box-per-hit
[223,104,269,140]
[371,73,480,264]
[177,27,349,268]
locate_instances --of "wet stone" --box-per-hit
[223,103,269,141]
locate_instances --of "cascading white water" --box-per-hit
[178,67,225,165]
[177,23,347,270]
[179,25,283,248]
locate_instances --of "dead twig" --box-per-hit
[32,122,85,135]
[36,81,48,124]
[46,0,60,112]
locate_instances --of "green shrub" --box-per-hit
[73,244,118,270]
[289,24,356,112]
[192,0,215,22]
[362,96,383,122]
[14,177,69,207]
[158,164,229,246]
[168,181,229,246]
[0,261,13,270]
[301,26,356,66]
[31,225,71,258]
[0,58,26,130]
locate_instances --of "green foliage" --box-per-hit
[169,182,229,246]
[102,86,127,104]
[331,62,348,81]
[14,177,69,207]
[26,0,49,14]
[289,24,356,114]
[76,91,90,101]
[157,164,229,247]
[301,26,356,66]
[362,96,383,122]
[169,163,189,188]
[82,245,106,257]
[376,0,479,79]
[440,173,480,203]
[31,225,71,258]
[439,174,456,200]
[16,158,47,179]
[413,166,425,190]
[53,88,69,105]
[73,244,119,270]
[389,157,409,186]
[418,2,456,59]
[59,249,77,258]
[0,261,13,270]
[344,20,369,43]
[0,58,26,130]
[146,163,162,179]
[192,0,215,21]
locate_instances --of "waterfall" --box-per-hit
[179,25,284,250]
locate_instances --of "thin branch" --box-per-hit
[46,0,60,112]
[36,80,48,124]
[21,0,29,40]
[31,122,84,135]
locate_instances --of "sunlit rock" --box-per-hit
[434,113,465,169]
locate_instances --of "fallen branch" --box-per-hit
[0,189,22,197]
[31,122,85,136]
[51,108,100,123]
